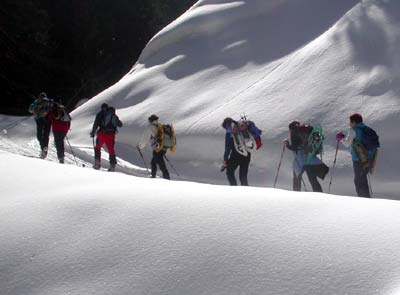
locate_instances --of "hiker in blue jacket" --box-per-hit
[336,113,379,198]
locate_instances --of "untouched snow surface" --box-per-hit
[67,0,400,199]
[1,151,400,295]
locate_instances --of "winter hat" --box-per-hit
[289,120,300,130]
[39,92,47,98]
[101,103,109,110]
[222,117,233,129]
[148,114,159,123]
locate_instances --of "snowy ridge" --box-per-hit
[68,0,400,199]
[1,151,400,295]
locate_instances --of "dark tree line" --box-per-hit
[0,0,195,115]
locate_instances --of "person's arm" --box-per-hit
[223,133,232,162]
[90,113,101,136]
[341,128,356,148]
[28,101,36,114]
[113,115,123,127]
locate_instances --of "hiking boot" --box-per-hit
[108,164,116,172]
[40,147,48,159]
[93,159,101,170]
[59,158,64,164]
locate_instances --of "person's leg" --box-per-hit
[226,157,239,186]
[353,162,371,198]
[53,132,65,162]
[104,134,117,171]
[293,171,302,191]
[239,154,250,186]
[94,132,105,169]
[151,151,158,178]
[35,118,43,148]
[42,118,51,151]
[305,166,323,192]
[157,150,170,180]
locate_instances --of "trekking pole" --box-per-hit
[367,174,373,198]
[164,154,180,177]
[274,144,286,188]
[2,116,31,134]
[328,141,340,194]
[66,136,79,166]
[137,146,151,176]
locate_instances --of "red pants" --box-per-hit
[95,132,116,156]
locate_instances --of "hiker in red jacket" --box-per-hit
[48,102,71,163]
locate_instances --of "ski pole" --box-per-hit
[328,141,340,194]
[164,154,180,177]
[2,116,31,134]
[274,144,286,188]
[66,136,79,166]
[367,173,373,198]
[137,146,151,176]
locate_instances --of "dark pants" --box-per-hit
[53,132,66,160]
[35,117,51,150]
[226,152,251,186]
[151,150,170,179]
[293,166,323,192]
[353,161,371,198]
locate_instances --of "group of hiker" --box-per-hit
[28,92,71,162]
[222,113,379,198]
[28,93,380,198]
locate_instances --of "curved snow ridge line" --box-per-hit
[183,60,286,134]
[138,0,287,65]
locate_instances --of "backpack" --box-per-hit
[154,124,176,153]
[296,124,324,164]
[352,125,380,172]
[101,107,121,133]
[58,105,71,122]
[361,126,380,151]
[237,116,263,151]
[29,98,52,118]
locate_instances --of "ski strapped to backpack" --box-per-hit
[154,123,177,153]
[230,115,263,156]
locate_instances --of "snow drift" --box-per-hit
[1,152,400,295]
[68,0,400,199]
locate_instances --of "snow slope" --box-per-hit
[1,151,400,295]
[67,0,400,199]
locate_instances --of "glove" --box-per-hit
[336,131,345,142]
[90,131,95,138]
[220,161,228,172]
[283,138,289,147]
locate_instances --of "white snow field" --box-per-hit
[1,151,400,295]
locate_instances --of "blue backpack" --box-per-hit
[361,126,380,150]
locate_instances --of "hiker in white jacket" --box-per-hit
[138,114,170,179]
